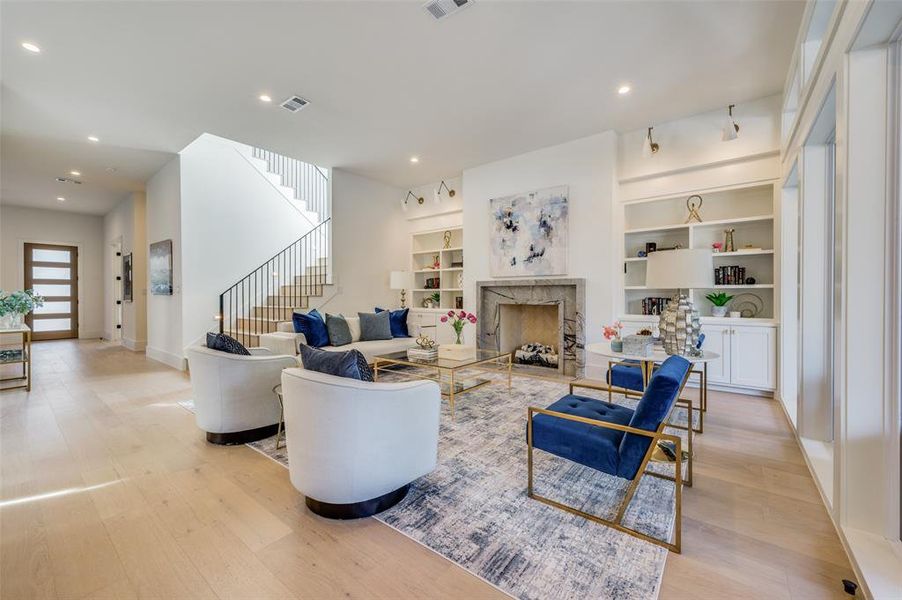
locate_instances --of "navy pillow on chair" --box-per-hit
[299,345,374,381]
[292,309,330,347]
[206,332,251,355]
[375,307,410,338]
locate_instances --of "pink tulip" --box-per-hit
[447,310,454,317]
[458,311,466,319]
[440,316,448,323]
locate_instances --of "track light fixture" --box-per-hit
[643,127,660,158]
[723,104,740,141]
[433,180,456,204]
[402,190,424,212]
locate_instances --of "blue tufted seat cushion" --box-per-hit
[607,360,644,392]
[531,395,635,476]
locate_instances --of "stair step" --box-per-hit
[279,284,323,296]
[252,305,306,319]
[293,274,327,286]
[236,317,283,333]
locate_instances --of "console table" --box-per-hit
[0,324,32,392]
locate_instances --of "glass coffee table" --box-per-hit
[373,349,512,416]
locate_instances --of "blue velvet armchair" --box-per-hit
[527,355,691,552]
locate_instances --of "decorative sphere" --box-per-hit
[745,277,756,285]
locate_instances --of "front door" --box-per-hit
[24,243,79,341]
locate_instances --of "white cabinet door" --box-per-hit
[408,310,436,337]
[700,324,731,384]
[729,326,777,390]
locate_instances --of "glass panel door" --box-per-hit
[24,243,78,341]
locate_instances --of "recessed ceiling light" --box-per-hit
[618,85,632,95]
[21,42,41,53]
[259,94,272,103]
[410,156,419,164]
[57,197,65,202]
[87,135,99,142]
[70,170,81,176]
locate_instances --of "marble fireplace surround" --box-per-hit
[476,278,586,377]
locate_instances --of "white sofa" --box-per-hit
[185,345,300,444]
[259,315,417,363]
[280,367,441,518]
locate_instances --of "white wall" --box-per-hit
[326,168,406,314]
[103,192,147,349]
[179,134,319,349]
[462,131,618,377]
[145,157,184,369]
[618,94,782,183]
[0,205,104,339]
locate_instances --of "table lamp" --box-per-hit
[390,271,411,308]
[645,249,713,356]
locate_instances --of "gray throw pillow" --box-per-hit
[325,313,352,347]
[358,310,392,341]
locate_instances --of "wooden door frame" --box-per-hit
[24,242,79,341]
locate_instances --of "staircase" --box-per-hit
[243,146,330,225]
[220,218,331,348]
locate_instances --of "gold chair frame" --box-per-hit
[528,372,691,553]
[603,359,707,433]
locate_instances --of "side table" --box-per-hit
[1,325,32,392]
[272,383,285,449]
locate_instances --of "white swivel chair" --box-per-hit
[186,345,300,444]
[280,367,441,518]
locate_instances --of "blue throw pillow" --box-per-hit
[375,307,410,338]
[206,332,251,355]
[299,345,374,382]
[292,309,330,347]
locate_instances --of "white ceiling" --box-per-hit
[1,0,803,215]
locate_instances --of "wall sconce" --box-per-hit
[723,104,740,141]
[433,180,456,204]
[642,126,660,158]
[401,190,424,212]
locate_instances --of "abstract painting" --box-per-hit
[490,185,569,277]
[149,240,173,295]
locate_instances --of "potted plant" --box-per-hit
[705,291,734,318]
[0,289,45,329]
[603,321,624,352]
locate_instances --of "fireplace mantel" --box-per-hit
[476,279,586,377]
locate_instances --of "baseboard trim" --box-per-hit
[146,345,187,370]
[123,337,147,352]
[205,423,279,445]
[79,331,104,340]
[305,484,410,519]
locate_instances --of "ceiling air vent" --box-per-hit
[423,0,472,20]
[280,95,309,113]
[56,177,82,184]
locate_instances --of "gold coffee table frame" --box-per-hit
[373,349,513,417]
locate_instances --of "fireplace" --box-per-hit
[477,278,586,377]
[499,304,562,372]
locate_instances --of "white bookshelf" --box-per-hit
[622,183,777,320]
[410,226,465,310]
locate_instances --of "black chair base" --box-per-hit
[305,484,410,519]
[206,423,280,445]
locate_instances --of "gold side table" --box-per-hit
[0,324,32,392]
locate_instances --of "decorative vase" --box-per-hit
[611,338,623,352]
[711,306,728,318]
[2,313,24,329]
[455,330,463,345]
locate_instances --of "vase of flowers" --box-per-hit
[0,289,45,329]
[441,310,477,345]
[603,321,624,352]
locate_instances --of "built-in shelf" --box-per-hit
[621,183,777,320]
[410,227,464,310]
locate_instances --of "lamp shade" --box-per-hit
[645,249,713,289]
[389,270,410,290]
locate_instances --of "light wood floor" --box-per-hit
[1,340,854,599]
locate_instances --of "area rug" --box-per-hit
[178,371,688,600]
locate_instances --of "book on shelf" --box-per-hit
[714,266,746,285]
[641,297,671,316]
